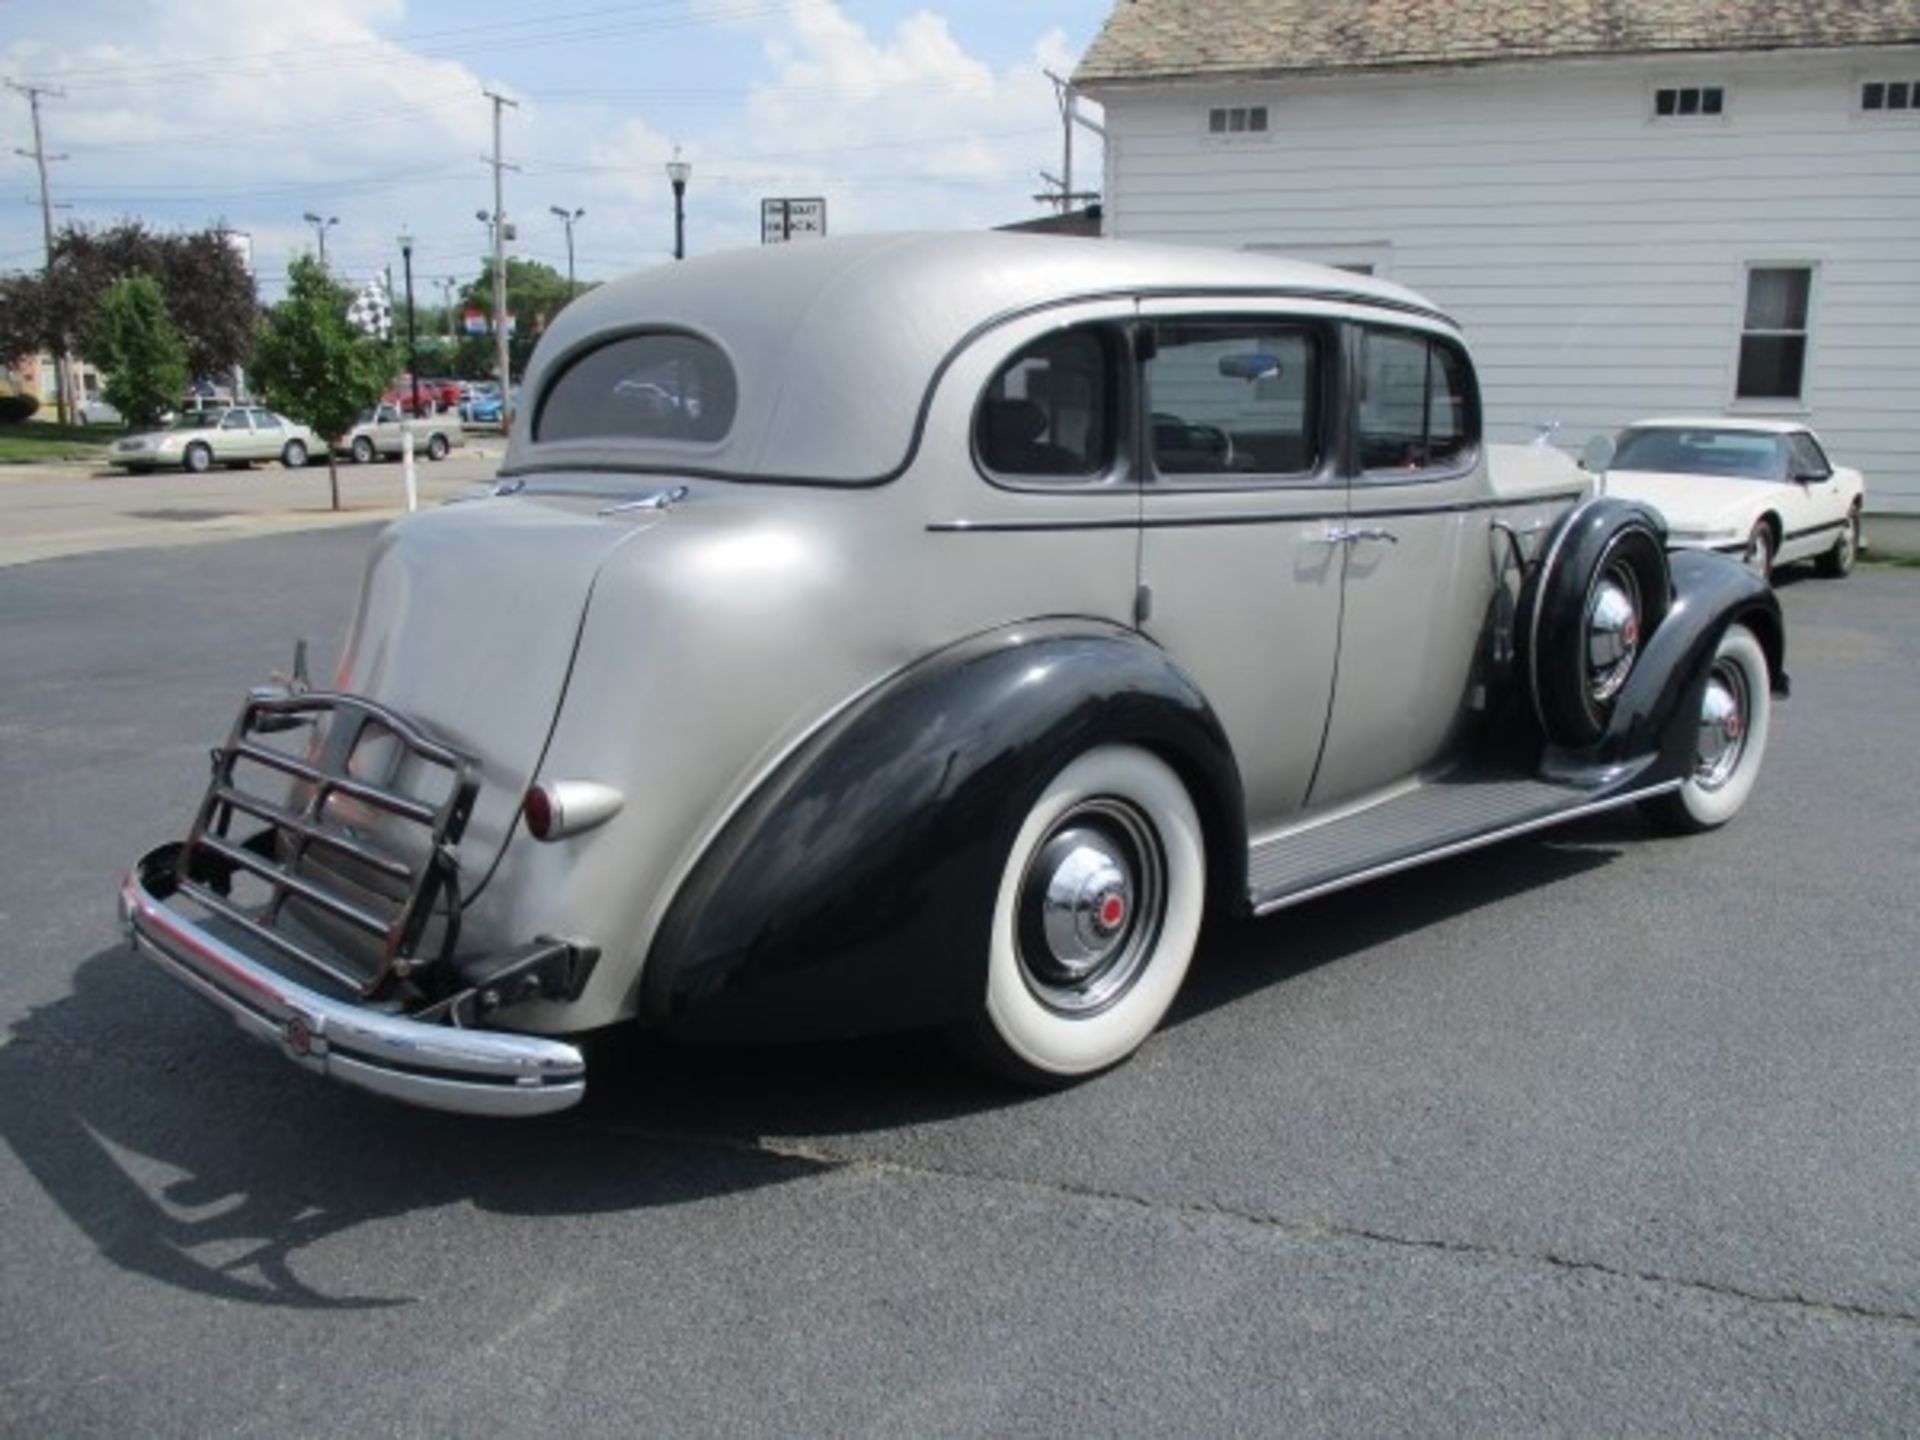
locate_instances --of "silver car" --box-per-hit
[121,234,1785,1116]
[108,406,320,473]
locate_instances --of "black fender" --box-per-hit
[640,620,1246,1041]
[1517,497,1671,748]
[1541,547,1785,786]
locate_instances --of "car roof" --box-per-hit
[507,231,1457,483]
[1624,416,1810,436]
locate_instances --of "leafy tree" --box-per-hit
[451,256,582,380]
[85,275,190,427]
[251,255,394,511]
[0,222,257,411]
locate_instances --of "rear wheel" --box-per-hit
[1642,624,1771,834]
[350,436,375,464]
[956,745,1205,1086]
[281,439,308,469]
[1815,506,1859,578]
[426,433,449,461]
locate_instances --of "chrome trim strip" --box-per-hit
[927,488,1584,535]
[122,851,586,1117]
[1249,781,1682,917]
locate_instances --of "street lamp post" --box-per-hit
[397,229,419,417]
[666,150,691,261]
[302,211,338,268]
[549,205,584,296]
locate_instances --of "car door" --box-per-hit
[1304,322,1500,808]
[1134,301,1347,832]
[1781,430,1844,562]
[248,409,284,460]
[217,407,255,460]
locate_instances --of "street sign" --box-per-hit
[761,197,827,245]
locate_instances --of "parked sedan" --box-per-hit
[121,234,1784,1116]
[341,403,464,462]
[1590,417,1866,580]
[107,406,320,473]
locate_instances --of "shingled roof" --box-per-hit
[1074,0,1920,86]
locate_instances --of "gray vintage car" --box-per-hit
[120,234,1784,1116]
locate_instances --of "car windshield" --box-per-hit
[1612,428,1786,480]
[170,412,218,430]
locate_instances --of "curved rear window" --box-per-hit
[534,332,736,445]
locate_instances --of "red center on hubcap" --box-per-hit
[1098,894,1126,929]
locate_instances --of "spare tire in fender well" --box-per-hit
[639,621,1246,1041]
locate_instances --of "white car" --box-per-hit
[341,403,464,463]
[107,406,321,474]
[1591,417,1866,581]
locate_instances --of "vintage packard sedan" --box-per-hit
[120,234,1785,1116]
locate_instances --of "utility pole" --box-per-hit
[482,90,519,403]
[549,205,583,297]
[9,80,71,423]
[1036,71,1104,216]
[437,276,457,344]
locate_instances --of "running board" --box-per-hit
[1247,773,1681,916]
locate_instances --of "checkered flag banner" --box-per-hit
[345,276,393,341]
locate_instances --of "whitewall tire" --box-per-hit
[967,744,1206,1084]
[1644,624,1771,834]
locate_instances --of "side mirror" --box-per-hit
[1581,434,1616,474]
[1218,352,1282,382]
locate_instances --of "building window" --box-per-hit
[1861,80,1915,112]
[1654,85,1724,118]
[1736,266,1812,402]
[1207,105,1268,136]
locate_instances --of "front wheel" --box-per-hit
[1742,521,1775,582]
[182,442,211,474]
[956,745,1206,1085]
[1642,624,1772,834]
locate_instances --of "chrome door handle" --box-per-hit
[1324,525,1399,546]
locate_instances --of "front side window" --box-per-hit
[1737,266,1812,401]
[1146,322,1321,479]
[975,327,1121,482]
[220,410,251,430]
[1357,329,1476,473]
[535,331,736,444]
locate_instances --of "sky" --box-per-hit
[0,0,1114,304]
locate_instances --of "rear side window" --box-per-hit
[975,327,1121,482]
[1358,329,1477,474]
[535,332,736,444]
[1147,321,1322,479]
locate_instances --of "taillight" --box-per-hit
[523,780,624,842]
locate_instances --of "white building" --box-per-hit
[1075,1,1920,520]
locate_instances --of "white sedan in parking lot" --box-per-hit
[1591,417,1866,581]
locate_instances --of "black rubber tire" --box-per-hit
[281,440,308,469]
[1742,521,1775,582]
[426,433,449,461]
[351,436,375,465]
[1528,516,1670,748]
[182,443,211,474]
[1814,506,1859,579]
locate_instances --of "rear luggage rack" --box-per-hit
[177,692,479,998]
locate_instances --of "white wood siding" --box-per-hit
[1091,49,1920,513]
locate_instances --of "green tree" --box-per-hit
[85,275,190,427]
[0,222,257,399]
[451,256,582,380]
[251,255,394,511]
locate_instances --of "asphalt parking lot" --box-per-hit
[1,521,1916,1435]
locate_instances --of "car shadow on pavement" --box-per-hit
[2,825,1626,1310]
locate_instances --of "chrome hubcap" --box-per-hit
[1694,656,1750,791]
[1585,565,1641,706]
[1017,799,1164,1015]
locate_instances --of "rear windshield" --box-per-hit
[533,332,735,445]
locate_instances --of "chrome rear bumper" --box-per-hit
[121,844,586,1118]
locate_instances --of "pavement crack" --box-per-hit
[589,1121,1920,1332]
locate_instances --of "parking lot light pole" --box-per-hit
[302,211,338,269]
[667,150,690,261]
[549,205,584,297]
[397,229,419,417]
